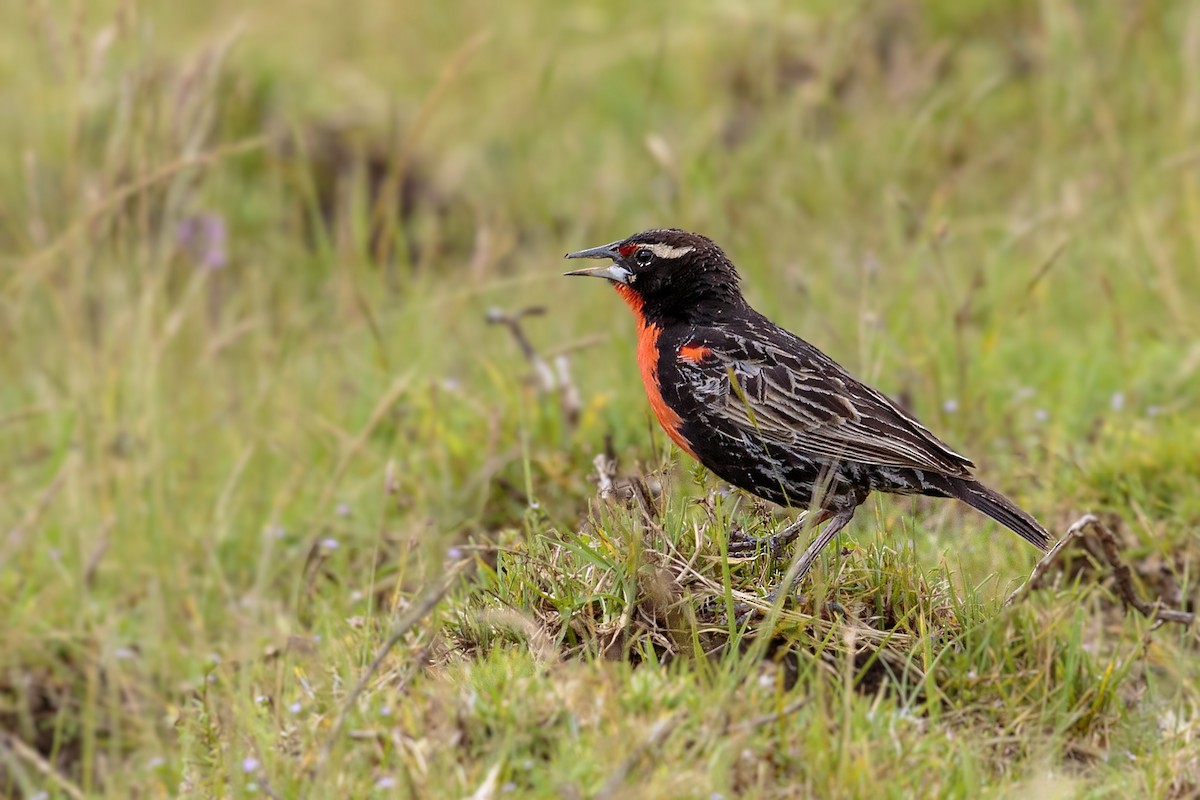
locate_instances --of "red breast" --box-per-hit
[614,284,697,459]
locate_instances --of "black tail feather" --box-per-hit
[943,477,1051,551]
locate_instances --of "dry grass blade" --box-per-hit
[312,559,471,782]
[0,729,86,800]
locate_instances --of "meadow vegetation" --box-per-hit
[2,1,1199,797]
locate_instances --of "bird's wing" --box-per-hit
[675,322,975,476]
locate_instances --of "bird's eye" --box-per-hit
[634,248,653,266]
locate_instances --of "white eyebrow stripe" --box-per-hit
[642,243,695,260]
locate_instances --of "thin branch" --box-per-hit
[488,305,581,427]
[1005,513,1095,606]
[1089,517,1194,626]
[593,452,618,501]
[1006,513,1194,627]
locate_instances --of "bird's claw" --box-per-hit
[732,602,758,626]
[727,528,789,557]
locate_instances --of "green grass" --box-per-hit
[2,1,1199,797]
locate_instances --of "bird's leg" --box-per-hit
[726,510,831,557]
[734,505,857,623]
[768,504,856,600]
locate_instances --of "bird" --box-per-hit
[564,228,1051,594]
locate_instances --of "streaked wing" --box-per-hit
[678,322,975,476]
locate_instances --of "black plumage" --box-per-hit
[566,229,1051,588]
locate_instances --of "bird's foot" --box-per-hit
[727,528,782,557]
[726,515,808,557]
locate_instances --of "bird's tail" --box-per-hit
[942,476,1051,551]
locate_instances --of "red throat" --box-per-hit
[612,283,697,459]
[613,281,642,315]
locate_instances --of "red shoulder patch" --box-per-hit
[678,344,712,363]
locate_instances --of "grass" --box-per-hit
[2,0,1199,797]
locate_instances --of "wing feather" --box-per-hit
[677,322,974,476]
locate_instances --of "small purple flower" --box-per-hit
[242,756,259,773]
[942,398,958,413]
[447,546,464,560]
[320,538,340,551]
[375,776,397,789]
[336,503,351,518]
[289,701,302,714]
[176,213,228,270]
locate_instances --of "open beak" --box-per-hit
[563,241,631,283]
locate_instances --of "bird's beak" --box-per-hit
[563,241,631,283]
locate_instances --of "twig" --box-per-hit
[488,306,581,427]
[1005,513,1095,606]
[1089,517,1194,627]
[488,306,556,392]
[593,452,618,500]
[1006,513,1194,627]
[487,307,547,369]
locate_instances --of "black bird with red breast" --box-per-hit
[565,228,1050,588]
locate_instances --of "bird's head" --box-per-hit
[564,228,745,324]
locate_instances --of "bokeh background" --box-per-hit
[2,1,1199,797]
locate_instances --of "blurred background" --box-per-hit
[2,1,1198,796]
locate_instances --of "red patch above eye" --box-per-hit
[618,244,639,257]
